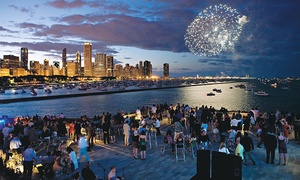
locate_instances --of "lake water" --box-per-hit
[1,80,299,118]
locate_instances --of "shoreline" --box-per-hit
[0,82,234,104]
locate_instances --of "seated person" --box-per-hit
[42,126,51,142]
[81,162,96,180]
[53,156,63,173]
[175,133,184,149]
[198,129,211,150]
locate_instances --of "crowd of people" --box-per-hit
[0,102,300,179]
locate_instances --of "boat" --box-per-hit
[254,90,269,96]
[30,90,37,96]
[207,92,215,96]
[235,84,246,89]
[281,87,289,90]
[20,88,26,93]
[212,89,222,93]
[271,83,277,88]
[44,88,52,93]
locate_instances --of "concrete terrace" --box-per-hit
[19,118,300,180]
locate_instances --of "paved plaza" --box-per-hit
[25,118,300,180]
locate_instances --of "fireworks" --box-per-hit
[184,4,247,56]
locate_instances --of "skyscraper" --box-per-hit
[143,60,152,78]
[21,47,28,70]
[84,42,92,76]
[62,48,67,68]
[106,55,114,77]
[94,53,107,77]
[163,63,169,78]
[75,51,81,76]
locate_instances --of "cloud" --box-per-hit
[47,0,100,9]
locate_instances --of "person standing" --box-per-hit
[264,129,277,164]
[155,118,161,136]
[67,146,78,172]
[102,120,110,145]
[86,123,95,149]
[74,120,81,142]
[23,144,39,179]
[77,133,90,163]
[277,132,287,165]
[123,121,130,146]
[241,132,256,166]
[139,130,147,160]
[235,138,244,162]
[131,126,139,159]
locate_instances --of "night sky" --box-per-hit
[0,0,299,78]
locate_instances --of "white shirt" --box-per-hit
[123,123,130,135]
[151,106,157,114]
[136,109,141,115]
[155,119,160,128]
[230,118,241,127]
[219,147,230,154]
[78,137,88,149]
[10,137,22,150]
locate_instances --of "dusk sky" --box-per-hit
[1,0,300,78]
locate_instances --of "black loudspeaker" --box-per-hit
[212,151,227,180]
[191,150,211,180]
[225,154,242,180]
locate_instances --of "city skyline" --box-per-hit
[1,0,300,78]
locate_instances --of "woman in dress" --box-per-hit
[131,126,139,159]
[139,130,147,160]
[277,132,287,165]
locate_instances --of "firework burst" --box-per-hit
[185,4,247,56]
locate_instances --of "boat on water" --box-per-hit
[271,83,277,88]
[207,92,215,96]
[30,90,37,96]
[44,88,52,93]
[235,84,246,89]
[20,88,26,93]
[254,90,269,96]
[281,86,289,90]
[212,88,222,93]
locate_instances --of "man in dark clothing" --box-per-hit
[264,129,277,164]
[102,120,110,144]
[241,132,256,166]
[81,162,96,180]
[74,121,81,142]
[86,123,95,148]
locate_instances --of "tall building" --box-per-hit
[75,51,81,76]
[1,55,19,69]
[62,48,67,75]
[21,47,28,70]
[106,55,114,77]
[143,60,152,78]
[30,61,41,75]
[139,61,143,77]
[44,59,50,76]
[84,42,92,76]
[163,63,169,78]
[94,53,107,77]
[67,61,77,77]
